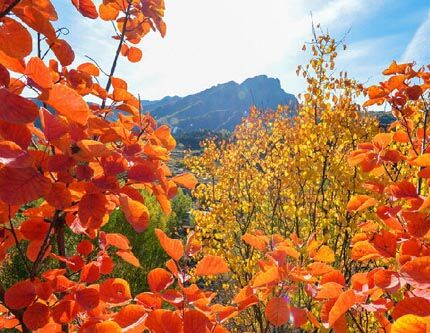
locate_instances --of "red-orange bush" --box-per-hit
[0,1,197,332]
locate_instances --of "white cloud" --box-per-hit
[402,9,430,65]
[54,0,385,100]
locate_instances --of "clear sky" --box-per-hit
[53,0,430,100]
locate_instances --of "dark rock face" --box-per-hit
[142,75,298,133]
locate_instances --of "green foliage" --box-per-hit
[102,189,192,294]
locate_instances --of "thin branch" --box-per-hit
[84,55,109,76]
[101,0,133,110]
[0,0,21,19]
[8,206,31,275]
[30,211,57,278]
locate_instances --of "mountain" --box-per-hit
[142,75,297,133]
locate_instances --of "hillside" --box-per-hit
[142,75,298,133]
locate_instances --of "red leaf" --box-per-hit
[75,287,100,311]
[52,300,76,324]
[4,280,36,310]
[23,302,50,330]
[0,18,32,58]
[392,297,430,320]
[71,0,99,19]
[148,268,174,293]
[401,256,430,289]
[0,88,38,124]
[265,297,290,327]
[49,39,75,66]
[0,167,51,205]
[39,107,68,141]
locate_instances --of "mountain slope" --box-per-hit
[142,75,297,133]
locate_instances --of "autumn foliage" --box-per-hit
[0,0,198,332]
[1,1,430,332]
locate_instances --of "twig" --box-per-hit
[8,206,31,275]
[0,0,21,19]
[101,0,133,110]
[84,55,109,76]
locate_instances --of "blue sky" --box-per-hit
[53,0,430,100]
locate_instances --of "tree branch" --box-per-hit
[101,0,133,110]
[0,0,21,19]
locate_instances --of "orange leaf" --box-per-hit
[195,255,230,276]
[315,282,344,299]
[116,250,140,267]
[367,86,387,99]
[77,62,100,76]
[26,57,53,89]
[144,309,182,333]
[409,154,430,167]
[312,245,335,263]
[23,302,50,330]
[114,304,146,330]
[265,297,290,327]
[391,314,430,333]
[4,280,36,310]
[0,49,25,73]
[171,173,198,190]
[184,309,210,333]
[0,18,32,58]
[155,125,176,150]
[242,233,268,251]
[346,195,378,212]
[86,321,122,333]
[383,61,412,75]
[148,268,175,293]
[0,167,51,205]
[77,139,110,158]
[351,240,380,261]
[99,278,131,304]
[119,195,150,232]
[105,233,130,250]
[328,290,356,327]
[45,182,72,210]
[99,3,119,20]
[41,84,89,125]
[127,47,142,63]
[155,228,184,261]
[252,267,279,288]
[0,88,39,124]
[401,256,430,289]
